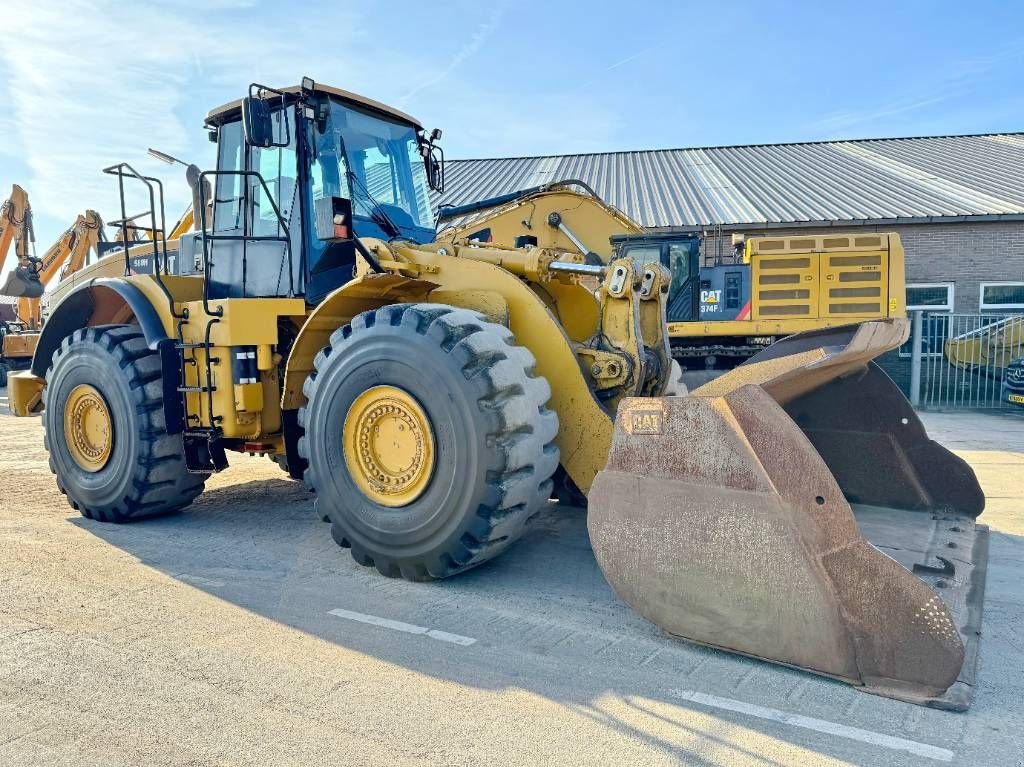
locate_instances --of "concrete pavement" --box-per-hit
[1,400,1022,766]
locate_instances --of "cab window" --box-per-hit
[667,242,693,305]
[623,245,661,267]
[248,107,298,238]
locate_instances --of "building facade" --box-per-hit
[439,133,1024,393]
[439,133,1024,317]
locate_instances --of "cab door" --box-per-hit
[665,240,699,322]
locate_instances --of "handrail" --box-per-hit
[102,162,181,320]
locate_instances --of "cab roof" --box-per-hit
[205,84,423,130]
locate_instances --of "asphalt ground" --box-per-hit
[1,396,1022,767]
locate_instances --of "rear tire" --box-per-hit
[42,324,206,522]
[299,303,559,580]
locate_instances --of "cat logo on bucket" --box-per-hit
[621,401,666,435]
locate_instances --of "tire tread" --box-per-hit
[43,324,205,523]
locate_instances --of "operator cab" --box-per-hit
[195,79,444,304]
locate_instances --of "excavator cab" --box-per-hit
[613,234,702,322]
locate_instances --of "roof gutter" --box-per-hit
[649,212,1024,234]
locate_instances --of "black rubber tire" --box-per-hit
[269,453,296,477]
[0,360,8,389]
[42,324,206,522]
[298,303,560,580]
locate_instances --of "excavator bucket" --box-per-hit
[0,266,44,299]
[588,319,988,710]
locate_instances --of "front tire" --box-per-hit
[43,325,206,522]
[299,304,559,580]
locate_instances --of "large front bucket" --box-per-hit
[0,266,43,299]
[588,319,988,710]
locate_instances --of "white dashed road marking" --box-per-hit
[328,608,477,646]
[672,689,954,762]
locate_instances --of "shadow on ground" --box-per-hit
[66,461,1024,766]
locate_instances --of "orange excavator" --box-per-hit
[0,185,105,384]
[0,184,35,298]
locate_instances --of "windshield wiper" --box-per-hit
[346,169,402,240]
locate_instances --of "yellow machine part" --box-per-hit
[7,370,44,415]
[63,383,114,472]
[2,331,37,360]
[342,384,436,507]
[437,188,643,262]
[284,242,615,493]
[670,231,906,340]
[944,316,1024,371]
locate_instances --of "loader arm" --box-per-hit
[436,184,644,263]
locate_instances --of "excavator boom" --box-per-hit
[0,185,36,301]
[13,210,104,327]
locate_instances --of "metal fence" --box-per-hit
[909,311,1024,411]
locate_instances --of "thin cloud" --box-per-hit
[401,7,505,102]
[569,42,666,94]
[812,95,949,136]
[0,0,371,247]
[808,40,1024,139]
[2,2,210,226]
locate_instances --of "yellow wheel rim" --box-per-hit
[63,384,114,472]
[343,385,436,507]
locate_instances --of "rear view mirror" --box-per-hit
[427,144,444,193]
[242,93,289,148]
[242,97,274,148]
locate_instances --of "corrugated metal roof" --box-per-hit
[436,133,1024,229]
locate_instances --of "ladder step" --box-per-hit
[178,386,215,393]
[176,342,209,349]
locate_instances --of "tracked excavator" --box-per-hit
[0,201,105,384]
[8,80,987,710]
[0,184,36,383]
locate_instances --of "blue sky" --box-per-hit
[1,0,1022,255]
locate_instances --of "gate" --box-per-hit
[909,311,1024,411]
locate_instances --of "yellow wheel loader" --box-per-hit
[9,80,987,710]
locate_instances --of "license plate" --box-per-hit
[1010,394,1024,404]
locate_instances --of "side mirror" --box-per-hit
[427,144,444,193]
[242,96,274,148]
[241,96,290,148]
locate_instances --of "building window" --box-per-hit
[900,283,953,357]
[980,282,1024,311]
